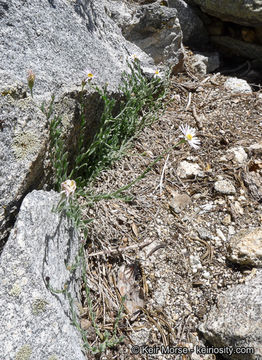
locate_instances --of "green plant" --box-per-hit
[68,61,168,187]
[41,94,55,120]
[48,60,170,217]
[49,115,69,191]
[46,60,175,354]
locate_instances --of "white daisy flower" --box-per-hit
[61,179,76,199]
[179,124,201,149]
[153,69,161,79]
[82,68,94,85]
[130,54,140,62]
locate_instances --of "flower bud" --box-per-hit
[27,69,35,97]
[61,179,76,198]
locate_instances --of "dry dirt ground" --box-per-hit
[79,51,262,360]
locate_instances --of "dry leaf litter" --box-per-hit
[78,50,262,360]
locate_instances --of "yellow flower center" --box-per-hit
[186,134,193,141]
[87,73,93,78]
[155,70,159,74]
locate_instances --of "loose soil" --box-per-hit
[79,50,262,360]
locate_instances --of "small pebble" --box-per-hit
[197,227,213,241]
[222,214,231,225]
[202,271,210,279]
[169,192,191,214]
[224,77,252,94]
[227,228,262,266]
[227,146,247,164]
[177,161,203,179]
[190,254,202,273]
[228,225,236,235]
[214,179,236,195]
[216,228,227,241]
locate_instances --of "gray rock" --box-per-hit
[242,168,262,203]
[228,228,262,267]
[226,146,248,164]
[169,0,209,47]
[0,0,152,100]
[190,0,262,27]
[216,227,227,242]
[177,161,202,178]
[248,142,262,157]
[130,328,151,347]
[190,254,203,273]
[0,190,85,360]
[107,0,184,69]
[199,269,262,359]
[154,282,170,305]
[214,179,236,195]
[191,52,220,74]
[169,192,192,213]
[224,77,252,94]
[210,36,262,68]
[197,227,213,241]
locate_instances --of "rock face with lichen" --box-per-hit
[0,190,85,360]
[0,95,47,242]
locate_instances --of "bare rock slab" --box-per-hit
[0,190,85,360]
[227,228,262,267]
[0,0,182,100]
[0,0,149,99]
[199,269,262,360]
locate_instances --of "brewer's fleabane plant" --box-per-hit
[45,57,206,355]
[47,60,170,354]
[179,124,201,149]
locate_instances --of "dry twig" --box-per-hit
[192,105,203,130]
[159,154,169,195]
[87,239,153,257]
[185,91,192,111]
